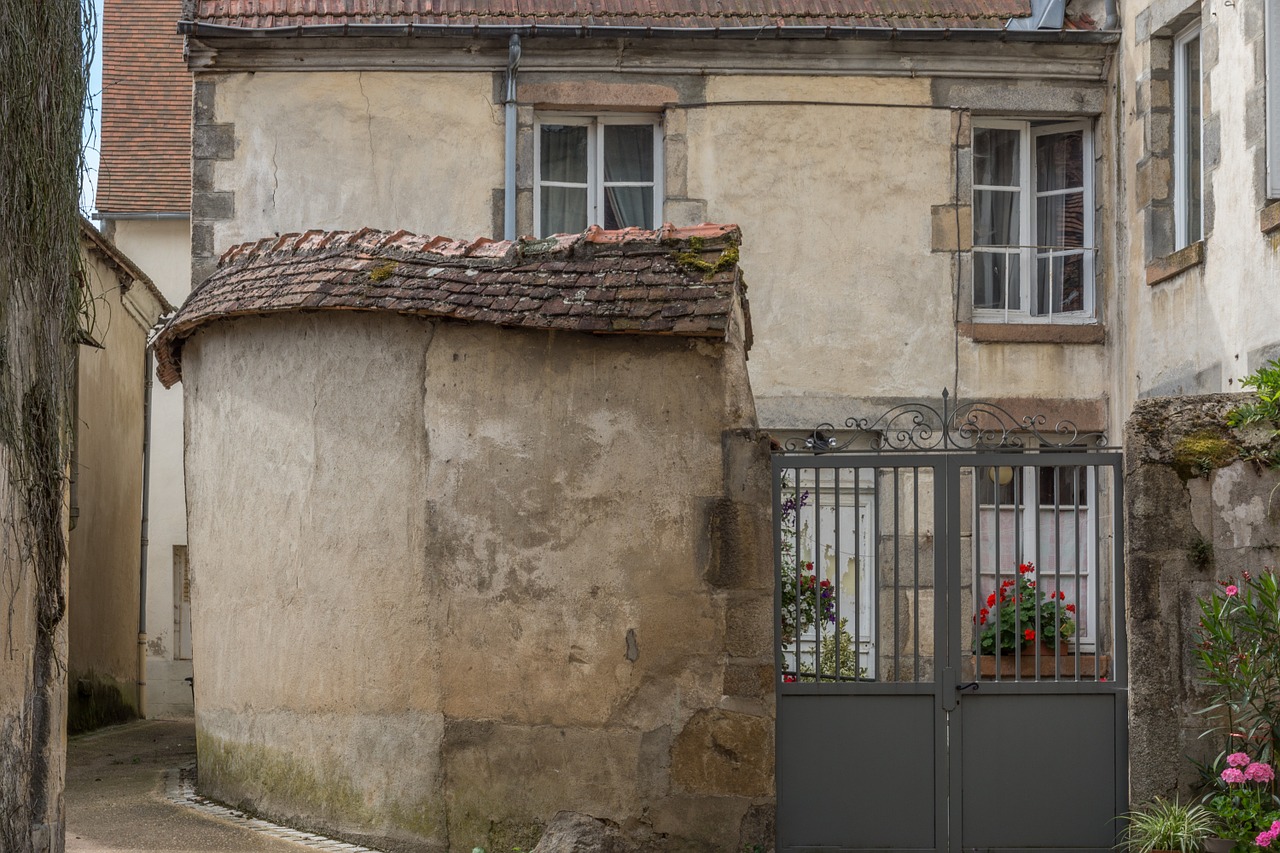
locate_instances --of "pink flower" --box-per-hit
[1258,829,1277,848]
[1221,767,1247,784]
[1227,752,1253,768]
[1226,585,1239,597]
[1246,763,1276,783]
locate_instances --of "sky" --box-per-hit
[81,0,105,218]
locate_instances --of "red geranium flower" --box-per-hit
[987,593,997,607]
[1024,628,1036,641]
[1065,603,1075,613]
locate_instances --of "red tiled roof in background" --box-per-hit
[183,0,1031,32]
[153,223,750,387]
[99,0,191,215]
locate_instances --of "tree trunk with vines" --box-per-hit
[0,3,93,851]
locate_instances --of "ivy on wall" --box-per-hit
[0,2,95,849]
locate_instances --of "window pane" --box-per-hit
[1033,254,1084,315]
[1038,466,1088,508]
[540,185,588,235]
[1035,130,1084,192]
[603,186,653,230]
[1183,36,1203,243]
[540,124,588,183]
[1036,191,1086,250]
[974,190,1019,247]
[974,127,1020,187]
[602,124,654,183]
[974,251,1021,310]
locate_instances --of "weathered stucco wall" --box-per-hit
[66,248,156,728]
[1118,0,1280,412]
[1125,394,1280,802]
[192,43,1116,438]
[195,71,503,284]
[106,217,195,717]
[183,312,772,852]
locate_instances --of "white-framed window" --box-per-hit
[533,113,663,237]
[1267,0,1280,198]
[975,463,1097,646]
[1174,23,1203,247]
[971,118,1095,324]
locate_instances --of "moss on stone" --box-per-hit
[67,675,136,735]
[196,729,442,844]
[673,238,739,278]
[369,261,398,283]
[1172,431,1239,480]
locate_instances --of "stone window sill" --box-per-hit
[958,322,1106,344]
[1262,201,1280,234]
[1146,240,1204,286]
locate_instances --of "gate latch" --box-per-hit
[957,681,979,693]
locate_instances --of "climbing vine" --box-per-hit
[0,1,95,849]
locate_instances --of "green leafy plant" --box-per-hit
[1203,751,1280,851]
[1195,571,1280,754]
[791,618,867,682]
[975,562,1075,654]
[778,488,835,647]
[1121,798,1216,853]
[1227,359,1280,440]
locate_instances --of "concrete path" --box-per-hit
[66,719,318,852]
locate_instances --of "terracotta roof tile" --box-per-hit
[182,0,1031,32]
[99,0,191,215]
[153,223,749,387]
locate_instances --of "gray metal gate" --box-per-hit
[774,394,1127,853]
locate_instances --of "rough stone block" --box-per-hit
[725,593,773,658]
[931,204,973,252]
[192,191,235,221]
[662,199,707,228]
[670,708,772,798]
[194,80,217,124]
[193,123,235,161]
[529,811,626,853]
[1136,156,1172,207]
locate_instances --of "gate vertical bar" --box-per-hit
[944,456,962,853]
[814,470,823,680]
[834,468,843,679]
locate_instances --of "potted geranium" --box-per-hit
[1202,752,1280,852]
[974,562,1075,676]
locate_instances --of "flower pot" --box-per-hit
[975,642,1110,679]
[1203,837,1234,853]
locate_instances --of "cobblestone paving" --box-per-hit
[67,719,380,852]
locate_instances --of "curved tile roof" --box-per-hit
[153,223,749,387]
[182,0,1031,32]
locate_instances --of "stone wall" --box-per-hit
[1125,394,1280,803]
[182,311,772,852]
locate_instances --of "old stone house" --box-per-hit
[89,0,1280,849]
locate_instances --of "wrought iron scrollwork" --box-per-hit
[782,389,1108,453]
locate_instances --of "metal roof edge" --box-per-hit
[178,21,1118,42]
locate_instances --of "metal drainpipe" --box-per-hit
[137,348,154,718]
[504,33,522,241]
[1103,0,1117,31]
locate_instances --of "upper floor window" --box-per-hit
[1174,24,1203,247]
[972,118,1095,324]
[534,114,663,237]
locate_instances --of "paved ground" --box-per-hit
[66,719,313,853]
